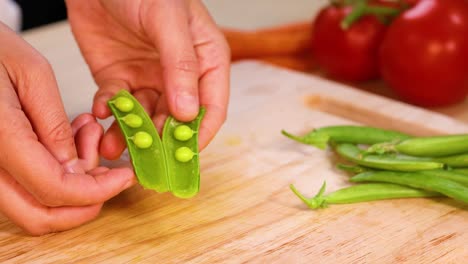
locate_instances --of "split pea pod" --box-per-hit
[108,90,169,192]
[367,134,468,157]
[350,171,468,203]
[335,143,444,171]
[108,90,205,198]
[162,108,205,198]
[281,125,410,149]
[290,182,439,209]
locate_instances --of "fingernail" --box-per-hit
[176,93,198,118]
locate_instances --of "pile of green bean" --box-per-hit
[282,125,468,209]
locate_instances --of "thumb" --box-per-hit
[142,0,200,121]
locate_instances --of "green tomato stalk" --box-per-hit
[340,0,404,30]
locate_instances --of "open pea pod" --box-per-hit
[162,108,205,198]
[108,90,205,198]
[108,90,169,192]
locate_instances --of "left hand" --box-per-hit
[66,0,230,160]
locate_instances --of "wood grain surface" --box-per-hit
[0,62,467,263]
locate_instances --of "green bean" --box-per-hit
[336,164,368,174]
[366,134,468,157]
[387,152,468,168]
[418,170,468,186]
[162,108,206,198]
[363,152,468,168]
[432,153,468,168]
[335,143,444,171]
[453,168,468,175]
[340,166,468,186]
[350,171,468,203]
[290,182,439,209]
[281,125,410,149]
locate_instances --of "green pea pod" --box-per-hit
[453,168,468,175]
[336,163,468,186]
[108,90,169,192]
[290,182,439,209]
[335,143,444,171]
[366,134,468,157]
[418,170,468,186]
[432,153,468,168]
[281,125,410,150]
[162,108,205,198]
[108,90,205,198]
[350,171,468,204]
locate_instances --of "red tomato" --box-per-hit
[379,0,468,107]
[312,5,388,82]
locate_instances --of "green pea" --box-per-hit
[175,147,195,162]
[113,96,134,112]
[351,171,468,204]
[335,143,444,171]
[290,182,439,209]
[281,125,410,150]
[131,131,153,149]
[174,125,194,141]
[120,114,143,128]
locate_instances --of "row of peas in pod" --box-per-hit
[281,125,468,209]
[108,90,205,198]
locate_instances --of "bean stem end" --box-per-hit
[290,182,328,209]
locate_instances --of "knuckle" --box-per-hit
[34,186,62,207]
[214,104,228,123]
[46,117,74,147]
[170,58,200,76]
[218,34,232,63]
[23,55,54,81]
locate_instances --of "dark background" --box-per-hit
[14,0,67,30]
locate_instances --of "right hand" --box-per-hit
[0,23,135,236]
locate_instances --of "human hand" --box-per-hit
[0,23,135,235]
[66,0,230,160]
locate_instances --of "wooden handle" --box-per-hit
[222,21,313,61]
[253,54,317,72]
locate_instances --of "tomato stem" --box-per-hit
[365,6,401,16]
[341,0,403,30]
[341,0,367,29]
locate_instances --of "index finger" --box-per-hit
[190,2,231,150]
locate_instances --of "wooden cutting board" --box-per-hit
[0,61,467,263]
